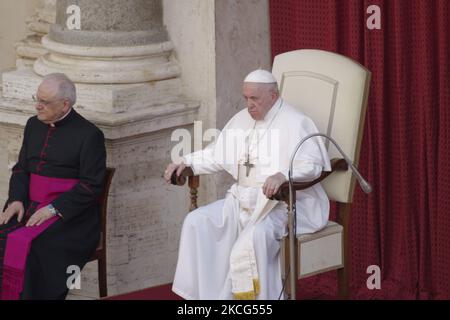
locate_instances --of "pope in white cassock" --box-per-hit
[164,69,331,300]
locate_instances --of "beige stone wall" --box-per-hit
[79,127,192,297]
[214,0,271,197]
[0,124,24,208]
[163,0,217,125]
[163,0,220,205]
[0,0,41,73]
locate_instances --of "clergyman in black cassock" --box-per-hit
[0,73,106,299]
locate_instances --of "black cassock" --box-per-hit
[0,109,106,299]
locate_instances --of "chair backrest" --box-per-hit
[98,167,115,248]
[272,49,371,203]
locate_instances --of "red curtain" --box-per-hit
[270,0,450,299]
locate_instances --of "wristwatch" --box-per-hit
[48,204,58,216]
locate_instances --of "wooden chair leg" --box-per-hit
[337,267,349,299]
[283,238,292,299]
[282,235,299,300]
[98,254,108,298]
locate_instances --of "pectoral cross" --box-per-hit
[243,153,254,177]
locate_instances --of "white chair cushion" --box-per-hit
[281,221,345,280]
[297,221,344,278]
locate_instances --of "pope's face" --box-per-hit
[243,83,278,121]
[34,81,70,124]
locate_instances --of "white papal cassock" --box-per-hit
[172,98,331,300]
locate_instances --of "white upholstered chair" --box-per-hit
[271,49,371,299]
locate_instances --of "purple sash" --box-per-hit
[1,174,79,300]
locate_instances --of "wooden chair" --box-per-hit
[172,49,371,300]
[89,167,115,298]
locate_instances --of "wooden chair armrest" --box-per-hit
[170,167,200,210]
[270,158,348,202]
[170,158,347,209]
[170,167,196,186]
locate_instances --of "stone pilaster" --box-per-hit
[15,0,56,69]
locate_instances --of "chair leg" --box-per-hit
[283,238,292,299]
[337,267,349,299]
[337,202,351,299]
[98,254,108,298]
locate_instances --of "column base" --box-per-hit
[2,68,183,114]
[34,36,181,84]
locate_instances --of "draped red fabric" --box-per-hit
[270,0,450,299]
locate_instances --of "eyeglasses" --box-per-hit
[32,94,64,107]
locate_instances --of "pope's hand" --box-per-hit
[263,172,287,198]
[26,206,53,227]
[0,201,25,224]
[164,163,186,184]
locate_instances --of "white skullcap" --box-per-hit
[244,69,277,84]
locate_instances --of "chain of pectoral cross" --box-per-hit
[243,99,284,177]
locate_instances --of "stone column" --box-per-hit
[34,0,179,84]
[5,0,184,114]
[0,0,198,298]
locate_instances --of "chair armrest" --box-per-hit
[170,167,196,186]
[270,158,348,202]
[170,167,200,210]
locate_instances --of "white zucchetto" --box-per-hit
[244,69,277,84]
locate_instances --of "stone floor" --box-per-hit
[66,292,97,300]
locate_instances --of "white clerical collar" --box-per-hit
[260,98,282,124]
[49,108,72,127]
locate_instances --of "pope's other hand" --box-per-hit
[164,163,186,184]
[263,172,287,198]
